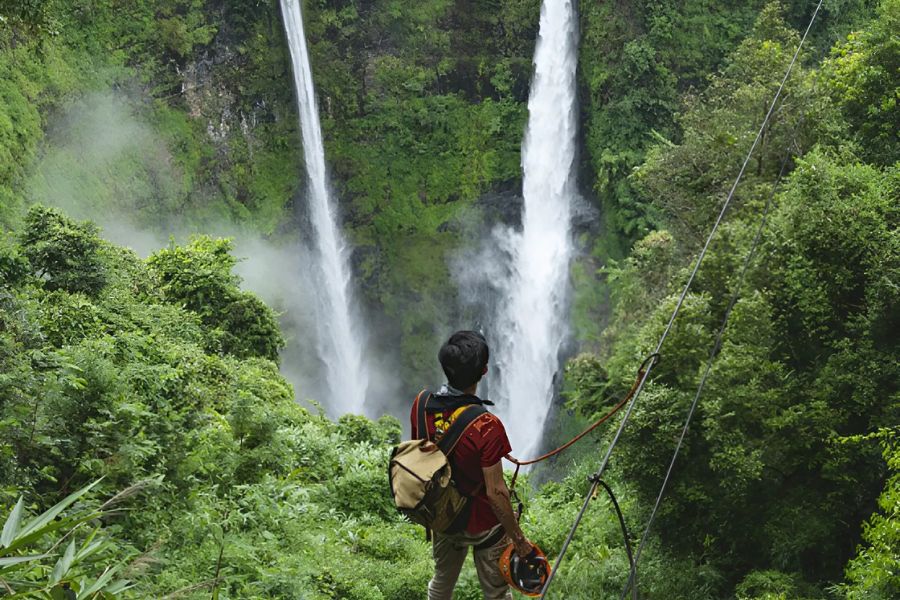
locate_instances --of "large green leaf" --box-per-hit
[50,539,76,585]
[73,532,106,564]
[19,481,102,539]
[78,564,121,598]
[102,579,133,595]
[3,480,102,555]
[1,497,24,548]
[0,553,53,569]
[2,512,100,558]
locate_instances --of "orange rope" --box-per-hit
[504,355,658,490]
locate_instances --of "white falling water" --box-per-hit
[280,0,368,415]
[493,0,578,458]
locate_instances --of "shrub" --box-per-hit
[20,206,107,296]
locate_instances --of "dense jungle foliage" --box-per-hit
[1,0,898,598]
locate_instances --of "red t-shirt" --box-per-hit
[410,394,512,534]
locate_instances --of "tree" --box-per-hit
[600,148,898,592]
[0,0,58,38]
[147,236,284,362]
[632,3,829,247]
[823,0,900,167]
[841,429,900,600]
[19,206,107,297]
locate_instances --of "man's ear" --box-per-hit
[482,365,488,375]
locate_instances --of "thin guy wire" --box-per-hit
[539,1,823,595]
[619,146,794,600]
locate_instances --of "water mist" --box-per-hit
[492,0,579,458]
[280,0,369,415]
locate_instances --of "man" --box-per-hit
[411,330,533,600]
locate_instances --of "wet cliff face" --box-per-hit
[162,0,542,240]
[7,1,307,237]
[166,1,304,233]
[291,0,544,386]
[179,4,292,149]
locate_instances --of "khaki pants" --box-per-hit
[428,525,512,600]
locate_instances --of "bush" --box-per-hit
[20,206,107,296]
[0,480,134,597]
[147,236,284,361]
[0,231,29,286]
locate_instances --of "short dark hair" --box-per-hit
[439,330,489,390]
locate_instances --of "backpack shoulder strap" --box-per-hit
[436,405,488,456]
[415,389,432,441]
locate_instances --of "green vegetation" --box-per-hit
[841,430,900,599]
[577,0,875,242]
[1,0,897,598]
[302,0,541,371]
[0,206,426,597]
[147,236,284,362]
[570,0,877,345]
[0,207,641,598]
[563,2,898,597]
[0,0,302,234]
[0,480,134,598]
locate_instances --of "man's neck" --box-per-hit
[440,382,478,396]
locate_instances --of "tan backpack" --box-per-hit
[388,390,487,535]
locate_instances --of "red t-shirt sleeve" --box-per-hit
[474,414,512,467]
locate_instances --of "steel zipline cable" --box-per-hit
[618,145,794,600]
[538,1,825,597]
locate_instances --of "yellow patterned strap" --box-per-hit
[436,404,489,457]
[434,405,470,440]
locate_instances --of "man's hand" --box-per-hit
[483,462,534,556]
[514,537,534,557]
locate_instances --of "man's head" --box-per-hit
[439,330,489,392]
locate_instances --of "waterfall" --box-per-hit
[493,0,579,457]
[280,0,368,415]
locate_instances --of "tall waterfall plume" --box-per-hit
[280,0,368,414]
[493,0,579,457]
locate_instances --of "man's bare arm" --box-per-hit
[483,461,532,556]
